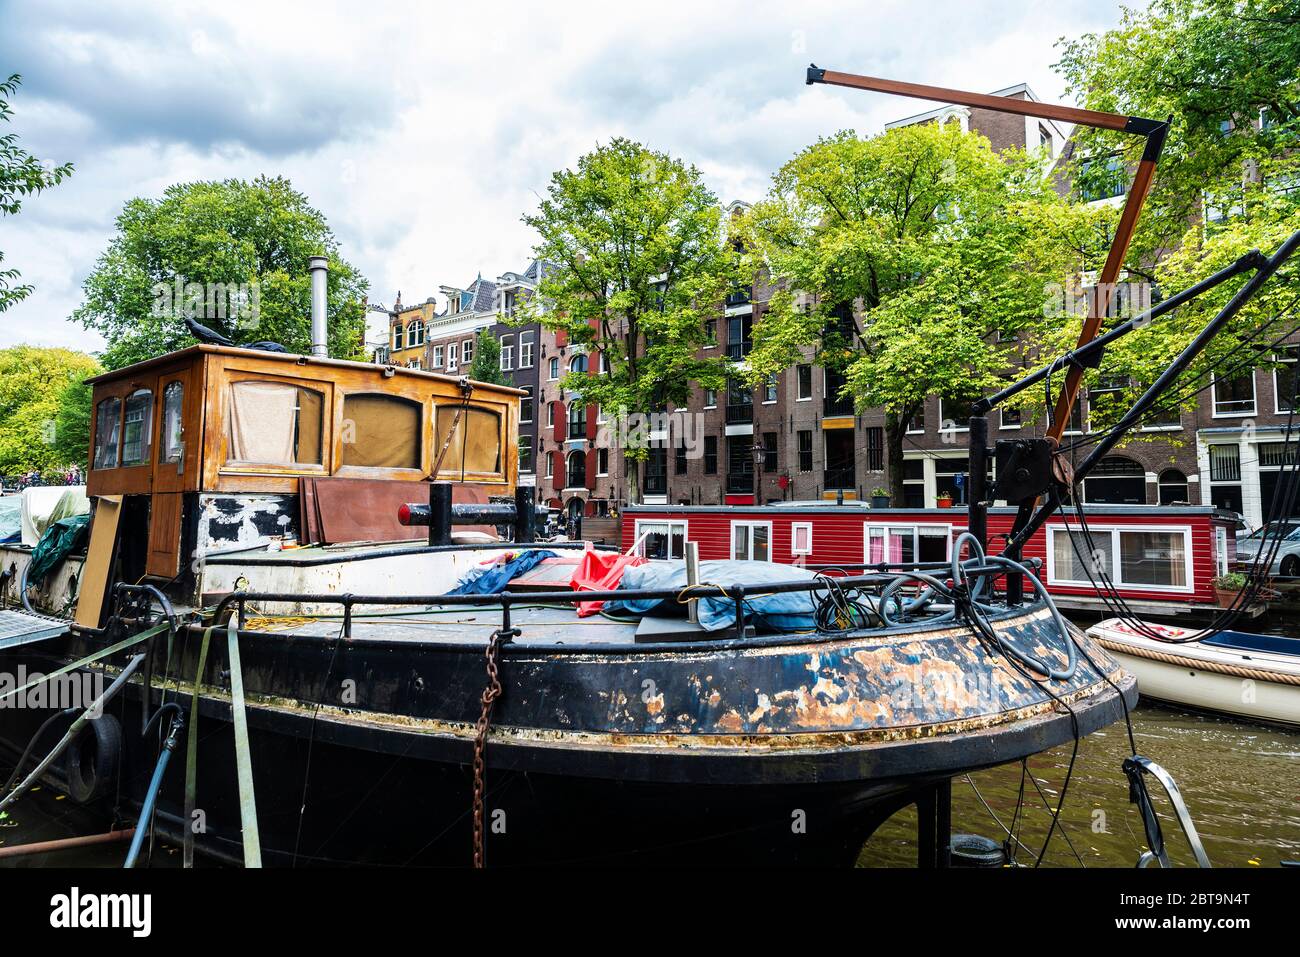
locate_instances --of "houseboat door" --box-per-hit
[145,364,196,578]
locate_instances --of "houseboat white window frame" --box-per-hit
[1215,525,1229,577]
[633,519,689,560]
[731,520,773,562]
[1045,523,1195,594]
[791,522,813,556]
[863,522,954,565]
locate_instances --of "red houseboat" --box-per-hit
[620,503,1245,618]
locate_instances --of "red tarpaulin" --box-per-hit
[571,547,645,617]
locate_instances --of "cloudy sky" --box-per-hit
[0,0,1126,353]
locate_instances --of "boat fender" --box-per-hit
[65,713,122,804]
[949,833,1007,868]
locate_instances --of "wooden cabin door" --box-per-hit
[146,364,195,578]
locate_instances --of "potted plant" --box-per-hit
[936,491,954,509]
[870,487,890,508]
[1211,571,1248,608]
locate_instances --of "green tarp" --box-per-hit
[28,513,89,582]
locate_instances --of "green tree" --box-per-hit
[1055,0,1300,433]
[72,176,368,369]
[0,346,101,475]
[53,378,96,470]
[742,121,1096,500]
[1055,0,1300,275]
[467,328,507,385]
[522,138,743,502]
[1,74,74,312]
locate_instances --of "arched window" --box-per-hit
[120,388,154,466]
[159,381,184,464]
[93,397,122,470]
[1083,456,1146,504]
[341,394,422,469]
[567,403,587,439]
[1158,468,1189,505]
[407,319,424,348]
[569,354,588,374]
[566,450,586,489]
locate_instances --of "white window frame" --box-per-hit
[763,374,778,405]
[431,344,444,368]
[519,331,535,369]
[1273,346,1297,414]
[796,364,813,402]
[731,520,773,562]
[548,357,559,381]
[703,388,717,410]
[906,408,925,435]
[1215,525,1229,577]
[863,523,953,564]
[518,435,534,473]
[791,522,813,556]
[500,339,514,371]
[462,338,475,365]
[1045,524,1194,594]
[519,386,533,424]
[999,407,1022,430]
[596,447,609,476]
[633,519,689,560]
[937,398,970,432]
[392,325,404,350]
[447,341,459,370]
[1211,371,1257,418]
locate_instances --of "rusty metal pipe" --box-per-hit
[0,828,135,860]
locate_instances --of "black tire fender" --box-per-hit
[65,713,122,804]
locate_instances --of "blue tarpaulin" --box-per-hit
[446,549,559,596]
[605,560,819,632]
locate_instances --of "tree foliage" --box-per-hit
[523,138,744,500]
[741,121,1098,497]
[72,176,369,369]
[468,327,507,385]
[0,346,100,475]
[0,74,74,312]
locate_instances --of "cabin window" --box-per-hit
[225,380,324,466]
[159,381,184,464]
[732,521,771,562]
[865,524,950,565]
[635,520,686,560]
[792,522,813,556]
[341,393,421,469]
[93,397,122,470]
[434,403,502,478]
[1048,525,1191,591]
[121,389,154,466]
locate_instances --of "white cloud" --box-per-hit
[0,0,1125,352]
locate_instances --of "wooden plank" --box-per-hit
[75,495,123,629]
[145,491,184,578]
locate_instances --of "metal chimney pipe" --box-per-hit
[308,255,329,357]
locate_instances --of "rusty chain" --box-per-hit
[472,627,514,867]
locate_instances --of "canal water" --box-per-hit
[3,619,1297,868]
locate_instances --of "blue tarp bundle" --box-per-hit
[446,549,559,596]
[605,560,819,633]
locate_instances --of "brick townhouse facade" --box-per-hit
[371,83,1296,529]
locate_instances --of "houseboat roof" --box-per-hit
[85,343,526,396]
[624,503,1240,519]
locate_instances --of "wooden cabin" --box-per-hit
[621,503,1244,617]
[84,344,522,591]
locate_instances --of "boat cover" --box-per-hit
[0,495,20,543]
[446,549,559,595]
[28,513,90,582]
[20,485,88,546]
[606,560,819,632]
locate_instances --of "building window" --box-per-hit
[545,451,553,478]
[865,427,884,472]
[644,447,668,495]
[500,336,514,371]
[674,442,687,475]
[798,430,813,473]
[1208,444,1243,514]
[797,364,812,401]
[1212,371,1256,417]
[792,522,813,556]
[569,354,588,375]
[906,406,925,434]
[1082,455,1146,504]
[1274,346,1297,413]
[1001,406,1022,429]
[1079,154,1127,203]
[704,435,718,475]
[462,338,475,365]
[568,403,587,439]
[596,447,609,476]
[519,331,535,368]
[1155,468,1188,505]
[432,344,444,368]
[635,520,687,560]
[704,318,717,346]
[732,521,771,561]
[764,375,778,404]
[407,320,424,348]
[520,387,534,424]
[1048,526,1190,591]
[938,397,972,431]
[549,357,559,380]
[518,435,533,473]
[762,432,777,472]
[725,314,752,360]
[392,324,404,350]
[902,459,925,508]
[447,341,460,370]
[703,388,717,409]
[565,450,586,489]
